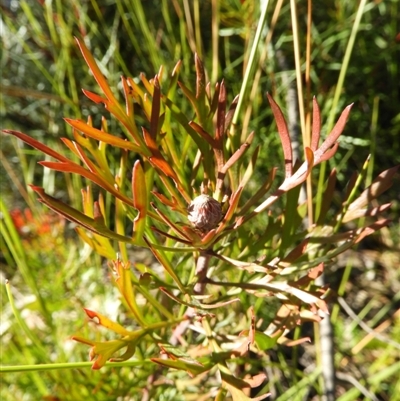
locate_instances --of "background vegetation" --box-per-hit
[1,0,399,400]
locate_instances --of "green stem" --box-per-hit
[231,0,271,131]
[0,360,148,373]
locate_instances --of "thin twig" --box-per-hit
[338,297,400,350]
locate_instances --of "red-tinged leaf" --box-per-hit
[82,89,107,104]
[342,203,392,223]
[71,336,95,347]
[61,138,99,174]
[144,237,185,292]
[126,76,145,101]
[216,186,243,234]
[188,121,216,147]
[199,228,217,247]
[150,76,161,141]
[209,81,220,115]
[121,76,134,117]
[346,165,399,212]
[75,37,119,104]
[244,374,267,389]
[225,95,239,131]
[151,357,208,377]
[283,239,309,263]
[142,127,180,183]
[132,161,148,245]
[195,53,206,102]
[318,142,339,163]
[307,263,324,279]
[315,103,353,161]
[181,225,202,243]
[64,118,146,155]
[267,93,293,178]
[354,219,391,244]
[2,129,70,162]
[215,81,227,147]
[287,263,325,288]
[140,72,153,96]
[221,131,254,174]
[151,191,181,211]
[60,137,81,158]
[311,97,321,151]
[84,308,132,336]
[38,160,134,207]
[30,185,135,242]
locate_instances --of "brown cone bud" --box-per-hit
[187,195,222,232]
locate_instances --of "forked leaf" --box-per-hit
[110,259,147,326]
[76,227,116,259]
[72,336,131,370]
